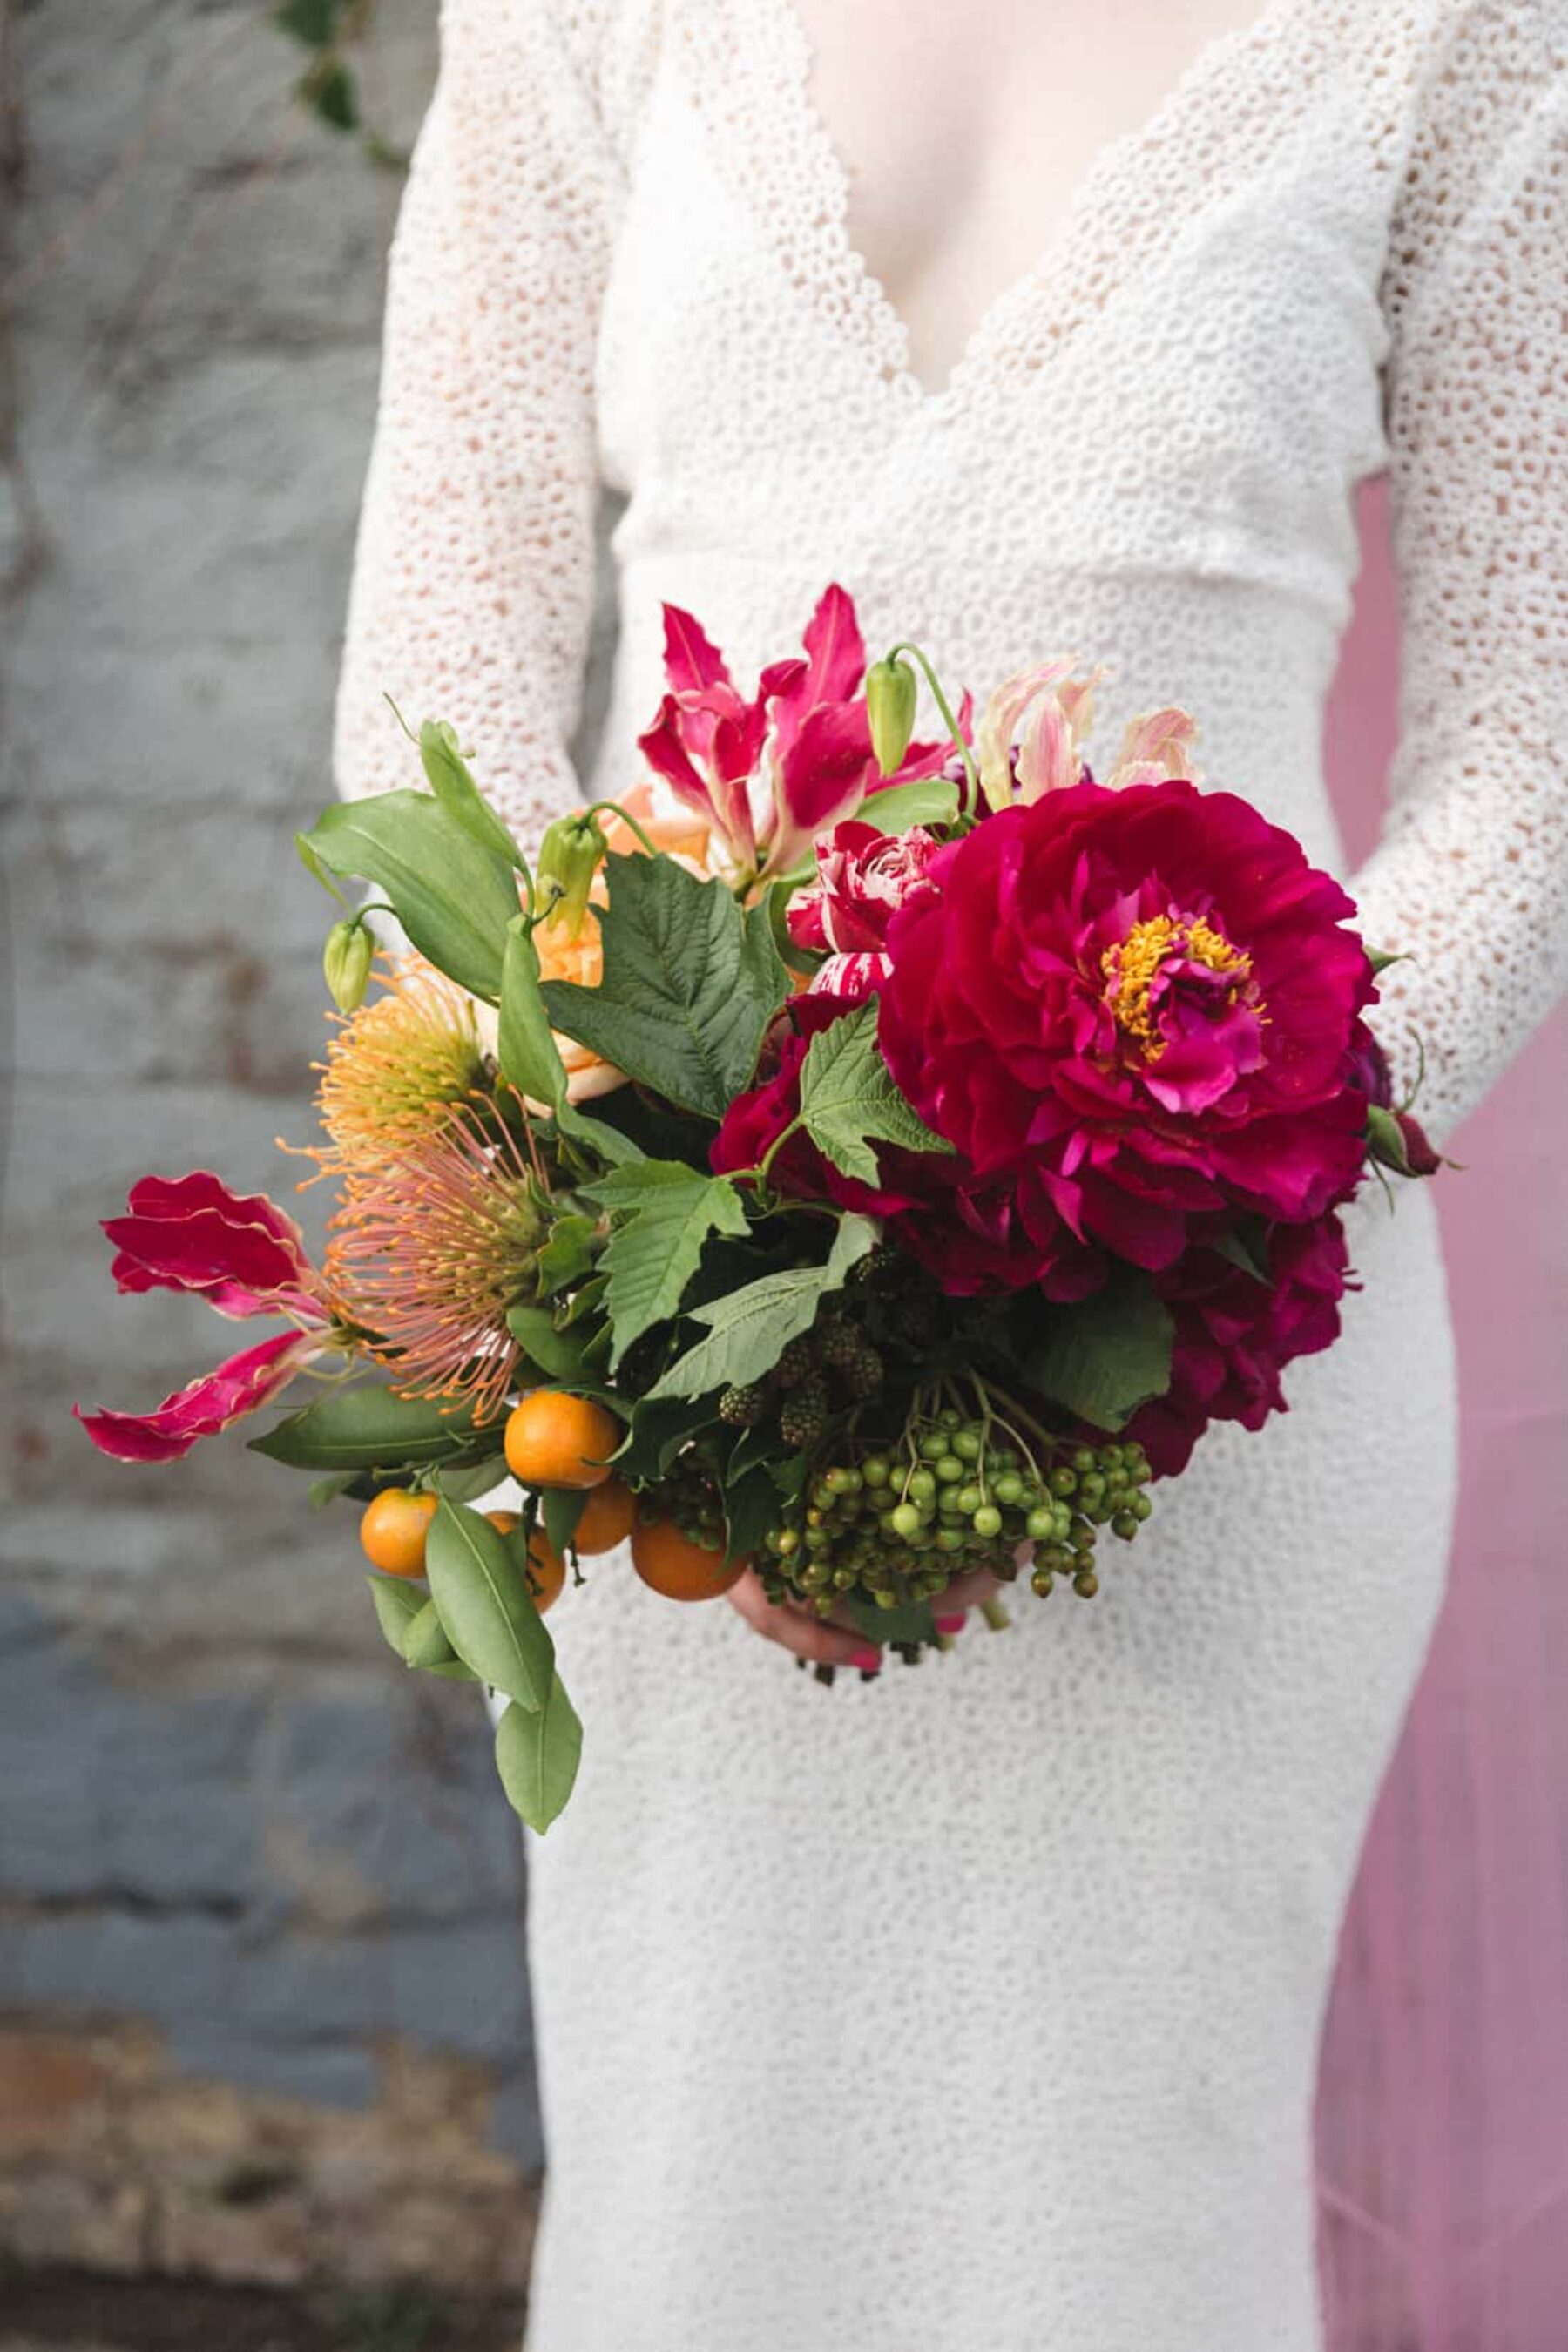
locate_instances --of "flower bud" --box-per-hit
[865,654,918,777]
[322,916,374,1013]
[536,811,608,941]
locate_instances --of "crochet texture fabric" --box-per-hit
[334,3,1568,2346]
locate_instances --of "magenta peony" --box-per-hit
[876,779,1378,1294]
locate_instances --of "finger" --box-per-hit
[726,1570,883,1671]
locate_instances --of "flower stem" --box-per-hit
[584,800,661,858]
[885,640,980,804]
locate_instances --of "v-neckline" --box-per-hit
[760,0,1300,412]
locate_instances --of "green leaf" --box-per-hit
[1208,1224,1274,1287]
[433,1454,510,1504]
[1367,1101,1412,1174]
[274,0,341,47]
[541,855,787,1119]
[559,1271,610,1328]
[537,1213,601,1299]
[308,1472,355,1508]
[1024,1274,1175,1433]
[495,917,642,1172]
[857,775,962,832]
[305,57,356,131]
[494,1679,583,1833]
[650,1213,878,1400]
[419,720,524,869]
[1366,945,1409,977]
[844,1594,936,1648]
[497,918,569,1105]
[294,828,348,903]
[540,1486,588,1558]
[505,1303,592,1384]
[720,1463,780,1565]
[612,1395,719,1482]
[301,793,520,1002]
[251,1385,481,1471]
[367,1573,424,1657]
[402,1596,463,1673]
[796,998,954,1185]
[583,1163,751,1368]
[424,1498,554,1710]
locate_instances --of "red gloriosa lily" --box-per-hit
[75,1172,336,1463]
[635,584,962,883]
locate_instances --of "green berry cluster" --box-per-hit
[756,1402,1154,1619]
[640,1455,726,1550]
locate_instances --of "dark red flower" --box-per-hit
[876,779,1377,1294]
[1124,1213,1357,1476]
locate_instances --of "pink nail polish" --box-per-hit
[935,1612,967,1635]
[848,1645,882,1672]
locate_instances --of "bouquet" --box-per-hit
[75,585,1443,1832]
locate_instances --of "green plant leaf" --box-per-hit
[612,1395,719,1482]
[294,828,348,903]
[796,998,954,1185]
[402,1596,464,1673]
[494,1679,583,1833]
[304,57,356,131]
[251,1385,482,1471]
[650,1213,878,1400]
[583,1163,751,1368]
[433,1454,510,1504]
[537,1213,600,1299]
[301,793,520,1002]
[495,917,641,1170]
[497,918,567,1104]
[1207,1223,1274,1287]
[308,1472,355,1508]
[505,1303,592,1384]
[419,720,524,869]
[843,1594,935,1648]
[857,775,962,832]
[274,0,341,47]
[540,1486,588,1559]
[541,855,787,1119]
[1024,1274,1175,1433]
[367,1573,424,1657]
[424,1498,554,1710]
[720,1463,780,1565]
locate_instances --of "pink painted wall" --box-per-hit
[1315,481,1568,2348]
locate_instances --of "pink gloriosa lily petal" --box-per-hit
[74,1330,319,1463]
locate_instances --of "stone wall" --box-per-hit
[0,0,620,2297]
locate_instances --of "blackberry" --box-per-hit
[836,1338,883,1396]
[820,1318,862,1368]
[719,1381,768,1427]
[779,1377,829,1450]
[775,1334,821,1388]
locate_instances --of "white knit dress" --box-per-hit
[334,3,1568,2344]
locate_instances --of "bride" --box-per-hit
[333,3,1568,2345]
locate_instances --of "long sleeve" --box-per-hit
[332,0,629,855]
[1348,0,1568,1148]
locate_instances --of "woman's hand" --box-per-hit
[726,1562,1003,1672]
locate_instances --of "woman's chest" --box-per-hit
[595,0,1417,589]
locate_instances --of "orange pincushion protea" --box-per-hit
[305,957,486,1180]
[324,1103,546,1424]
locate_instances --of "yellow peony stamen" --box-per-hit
[1102,915,1256,1061]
